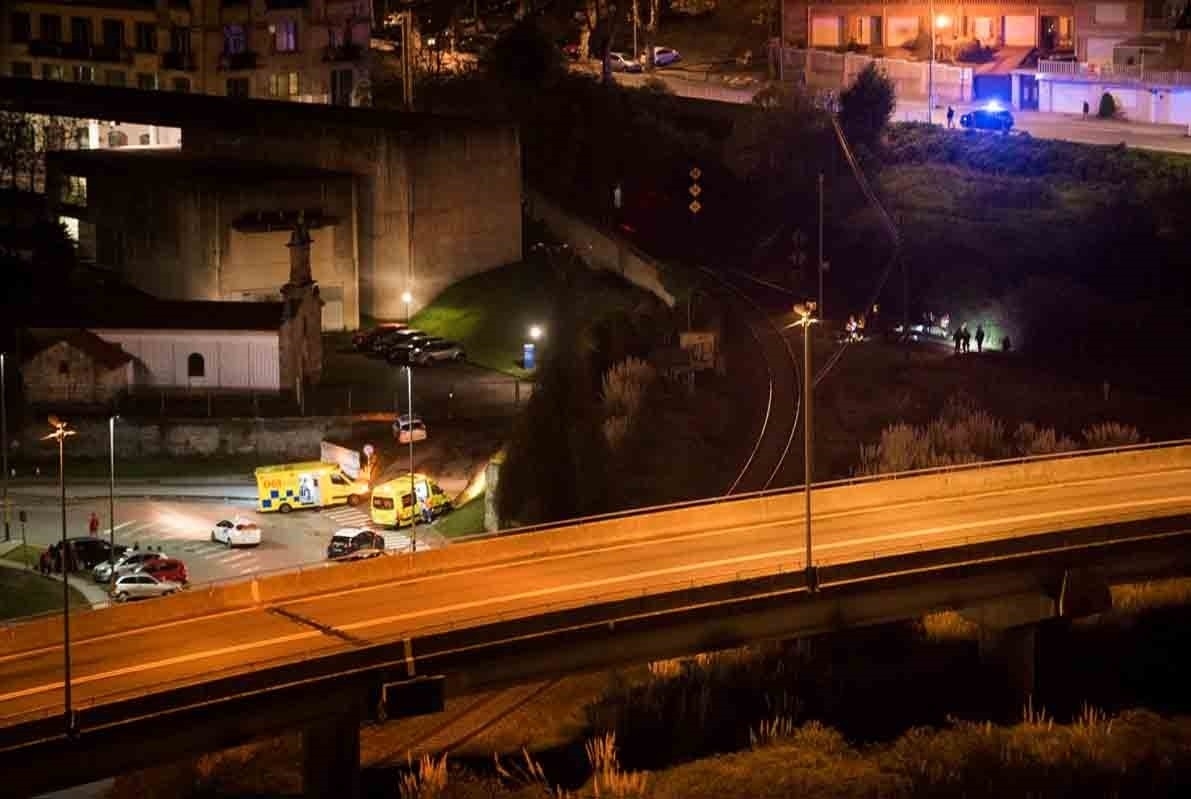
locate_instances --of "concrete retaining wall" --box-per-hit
[2,444,1187,656]
[525,190,676,308]
[15,416,350,461]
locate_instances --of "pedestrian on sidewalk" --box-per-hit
[88,511,99,538]
[946,106,955,129]
[1083,100,1090,119]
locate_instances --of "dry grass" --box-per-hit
[920,610,980,642]
[1111,578,1191,614]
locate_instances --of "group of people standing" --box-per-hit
[953,323,986,353]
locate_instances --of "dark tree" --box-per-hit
[481,18,565,90]
[839,63,896,150]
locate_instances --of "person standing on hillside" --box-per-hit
[975,324,986,353]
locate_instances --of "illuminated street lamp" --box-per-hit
[42,416,76,733]
[786,303,819,591]
[528,325,543,341]
[401,290,413,324]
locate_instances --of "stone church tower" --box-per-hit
[279,212,324,391]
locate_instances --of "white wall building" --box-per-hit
[95,328,281,391]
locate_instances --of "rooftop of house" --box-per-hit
[16,298,288,332]
[48,147,352,184]
[25,329,134,369]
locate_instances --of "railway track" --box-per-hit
[383,679,562,759]
[702,268,801,495]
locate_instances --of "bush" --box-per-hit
[839,62,896,150]
[955,38,996,63]
[1082,421,1141,449]
[1098,91,1118,119]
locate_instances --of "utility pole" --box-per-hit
[817,173,825,320]
[1,352,9,543]
[43,417,76,735]
[928,0,935,125]
[405,366,416,555]
[786,305,818,592]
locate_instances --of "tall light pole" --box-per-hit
[42,416,76,733]
[1,352,9,543]
[404,365,416,554]
[401,290,413,324]
[108,415,118,569]
[928,0,935,125]
[786,303,818,591]
[817,173,825,320]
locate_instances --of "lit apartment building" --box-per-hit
[0,0,371,105]
[784,0,1153,65]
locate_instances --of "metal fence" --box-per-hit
[776,47,973,101]
[1038,58,1191,87]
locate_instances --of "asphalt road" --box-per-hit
[2,467,1189,725]
[616,70,1191,155]
[3,492,443,587]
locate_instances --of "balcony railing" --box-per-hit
[1038,58,1191,86]
[160,51,197,71]
[218,50,259,70]
[322,42,362,62]
[27,40,133,64]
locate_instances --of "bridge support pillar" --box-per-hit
[303,708,361,799]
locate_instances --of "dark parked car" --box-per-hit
[326,527,385,560]
[385,335,442,364]
[370,328,425,356]
[59,538,127,571]
[352,323,406,351]
[960,106,1014,132]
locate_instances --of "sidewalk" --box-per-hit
[7,476,257,503]
[0,540,111,609]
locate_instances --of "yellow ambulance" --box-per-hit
[369,473,453,528]
[254,462,371,514]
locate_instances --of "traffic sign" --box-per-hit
[689,184,702,198]
[689,167,702,181]
[689,200,702,214]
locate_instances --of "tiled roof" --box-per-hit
[27,329,133,370]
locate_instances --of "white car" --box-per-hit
[92,550,163,583]
[393,414,428,444]
[112,573,184,602]
[211,518,262,547]
[647,46,681,67]
[609,52,643,73]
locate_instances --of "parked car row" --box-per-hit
[86,548,189,602]
[353,323,467,366]
[565,44,681,70]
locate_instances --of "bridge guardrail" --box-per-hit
[4,511,1190,731]
[3,440,1190,655]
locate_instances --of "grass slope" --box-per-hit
[0,567,88,621]
[411,257,651,378]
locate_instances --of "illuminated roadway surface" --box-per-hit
[2,468,1190,726]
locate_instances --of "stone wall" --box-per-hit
[15,416,348,461]
[181,119,523,323]
[23,340,127,405]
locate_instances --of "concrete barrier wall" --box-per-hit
[524,190,676,308]
[3,445,1188,656]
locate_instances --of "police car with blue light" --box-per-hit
[959,101,1015,133]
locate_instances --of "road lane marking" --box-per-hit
[3,470,1189,663]
[335,494,1191,635]
[5,493,1187,708]
[0,631,324,704]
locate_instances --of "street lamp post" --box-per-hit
[786,304,818,591]
[1,352,9,543]
[401,290,413,324]
[108,415,119,569]
[928,0,935,125]
[404,365,416,554]
[42,416,76,733]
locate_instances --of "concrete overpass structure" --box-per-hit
[2,441,1191,796]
